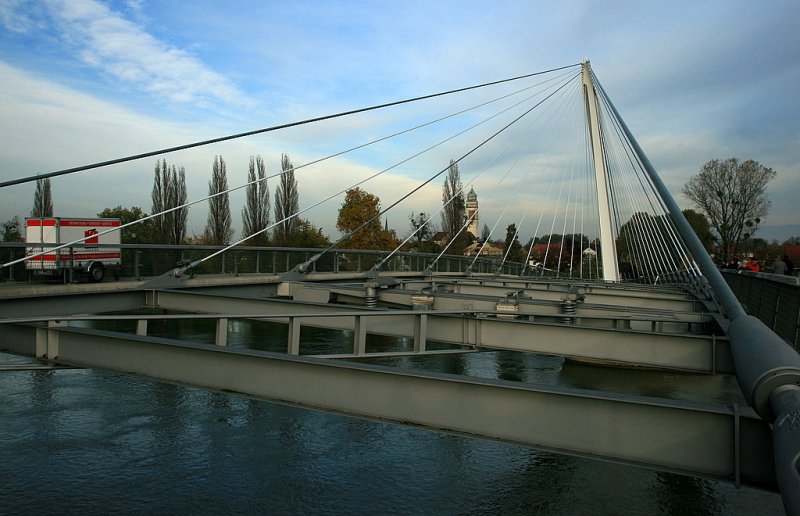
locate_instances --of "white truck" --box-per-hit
[25,217,122,282]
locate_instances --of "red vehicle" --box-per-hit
[25,217,122,282]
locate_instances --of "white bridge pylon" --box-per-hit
[582,60,619,282]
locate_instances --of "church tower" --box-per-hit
[466,187,479,239]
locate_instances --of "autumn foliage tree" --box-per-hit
[336,187,398,251]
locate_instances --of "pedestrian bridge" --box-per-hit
[0,253,797,505]
[2,60,799,513]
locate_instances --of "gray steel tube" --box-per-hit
[770,385,800,516]
[592,71,800,513]
[593,74,800,411]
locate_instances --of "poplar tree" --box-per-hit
[206,155,234,246]
[274,153,299,245]
[173,166,188,245]
[151,159,187,245]
[31,177,53,217]
[441,160,465,240]
[242,155,270,245]
[151,160,173,244]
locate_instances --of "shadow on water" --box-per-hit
[496,349,526,382]
[558,359,747,404]
[653,472,722,515]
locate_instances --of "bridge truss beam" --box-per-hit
[0,322,775,490]
[147,289,732,373]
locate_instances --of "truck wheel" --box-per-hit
[89,263,105,283]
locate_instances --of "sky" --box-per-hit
[1,0,799,245]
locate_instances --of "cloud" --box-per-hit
[2,0,248,107]
[0,61,211,219]
[0,0,44,32]
[0,60,448,239]
[2,0,799,244]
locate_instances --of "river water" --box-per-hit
[0,317,788,515]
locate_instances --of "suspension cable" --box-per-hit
[0,64,581,189]
[3,71,572,270]
[194,73,580,274]
[422,78,574,267]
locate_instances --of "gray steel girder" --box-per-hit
[5,323,774,490]
[150,290,733,373]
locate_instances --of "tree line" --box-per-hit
[4,155,792,275]
[2,157,477,260]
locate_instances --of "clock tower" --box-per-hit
[466,187,479,239]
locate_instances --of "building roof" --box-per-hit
[463,242,503,256]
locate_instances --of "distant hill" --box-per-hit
[756,224,800,243]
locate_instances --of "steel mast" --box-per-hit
[582,60,620,281]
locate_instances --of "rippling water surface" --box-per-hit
[0,317,787,514]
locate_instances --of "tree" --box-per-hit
[682,158,776,263]
[503,223,524,263]
[151,159,188,245]
[31,177,53,217]
[441,160,465,240]
[206,156,234,246]
[481,223,490,242]
[291,218,331,248]
[336,187,398,250]
[557,233,590,273]
[409,212,433,249]
[242,155,270,246]
[274,153,299,245]
[1,216,23,242]
[151,160,172,244]
[173,166,188,246]
[97,206,152,244]
[682,209,715,254]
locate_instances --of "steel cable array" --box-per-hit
[3,61,704,286]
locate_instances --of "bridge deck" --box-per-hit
[0,271,777,491]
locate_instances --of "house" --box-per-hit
[431,231,449,247]
[463,242,503,257]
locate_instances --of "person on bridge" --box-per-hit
[783,254,795,275]
[744,258,761,272]
[772,256,787,275]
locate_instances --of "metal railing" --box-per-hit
[1,242,530,282]
[722,269,800,350]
